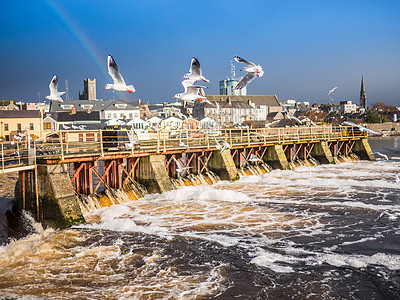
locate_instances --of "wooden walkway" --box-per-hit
[0,125,366,173]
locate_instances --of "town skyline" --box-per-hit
[1,1,399,106]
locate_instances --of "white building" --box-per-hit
[340,101,357,114]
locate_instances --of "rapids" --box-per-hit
[0,136,399,299]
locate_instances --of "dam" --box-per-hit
[0,125,374,228]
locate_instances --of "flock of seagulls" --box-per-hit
[62,124,86,130]
[45,54,265,106]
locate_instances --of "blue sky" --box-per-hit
[1,0,399,106]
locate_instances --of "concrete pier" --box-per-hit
[353,138,376,161]
[265,145,291,170]
[136,155,174,193]
[15,165,85,228]
[311,141,335,164]
[208,150,240,181]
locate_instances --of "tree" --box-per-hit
[365,109,381,123]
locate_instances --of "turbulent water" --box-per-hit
[0,137,399,299]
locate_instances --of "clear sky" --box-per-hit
[1,0,399,106]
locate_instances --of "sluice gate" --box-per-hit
[3,125,375,228]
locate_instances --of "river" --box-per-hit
[0,137,399,299]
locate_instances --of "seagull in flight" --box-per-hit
[182,57,209,82]
[45,75,65,103]
[327,87,338,96]
[215,139,231,153]
[373,152,389,160]
[343,121,382,135]
[172,156,191,176]
[104,55,135,93]
[283,108,302,124]
[173,79,208,102]
[249,154,263,163]
[233,56,264,90]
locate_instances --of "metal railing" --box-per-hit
[0,125,366,173]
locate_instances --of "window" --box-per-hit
[17,123,21,131]
[129,113,133,119]
[107,114,112,119]
[44,123,51,130]
[60,104,74,110]
[113,113,117,118]
[4,124,8,131]
[30,123,34,130]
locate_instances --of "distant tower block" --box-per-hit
[79,78,96,100]
[360,76,367,109]
[219,62,246,96]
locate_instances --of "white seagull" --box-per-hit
[172,156,191,175]
[233,56,264,90]
[327,87,338,97]
[104,55,135,93]
[182,57,209,82]
[71,125,80,130]
[283,108,303,124]
[173,79,208,102]
[249,154,263,163]
[373,152,389,160]
[215,139,231,153]
[343,121,382,135]
[13,135,23,141]
[45,75,65,103]
[62,124,70,130]
[179,142,190,150]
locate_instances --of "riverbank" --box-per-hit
[367,122,400,136]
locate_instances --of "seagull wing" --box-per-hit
[49,75,58,96]
[187,85,208,95]
[107,55,126,85]
[343,121,359,128]
[364,128,382,135]
[234,56,256,67]
[190,57,202,77]
[182,79,196,92]
[235,72,256,90]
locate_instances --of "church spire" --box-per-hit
[360,76,367,110]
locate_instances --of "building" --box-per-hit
[339,101,357,114]
[193,97,267,128]
[360,76,367,110]
[0,110,43,140]
[43,111,102,131]
[0,100,19,110]
[203,95,282,121]
[182,118,200,130]
[50,99,140,121]
[79,78,97,100]
[219,79,247,96]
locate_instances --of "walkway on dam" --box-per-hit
[1,125,366,173]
